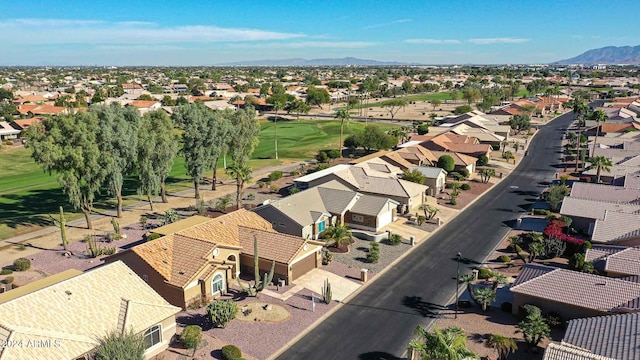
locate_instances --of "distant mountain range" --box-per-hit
[555,45,640,64]
[217,57,410,66]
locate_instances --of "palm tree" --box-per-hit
[573,101,588,172]
[485,334,518,360]
[490,271,508,293]
[474,287,496,311]
[273,100,283,160]
[335,108,350,157]
[590,109,608,155]
[516,306,551,348]
[225,163,252,209]
[321,224,354,248]
[419,203,438,220]
[408,326,477,360]
[586,156,612,183]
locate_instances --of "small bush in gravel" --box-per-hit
[0,269,12,275]
[289,170,299,176]
[17,244,26,251]
[180,325,202,355]
[501,302,513,313]
[498,255,511,263]
[270,184,280,194]
[13,258,30,272]
[322,249,333,265]
[478,268,492,280]
[268,171,283,182]
[207,300,238,328]
[147,233,162,241]
[2,276,14,284]
[460,183,471,191]
[245,192,255,200]
[366,242,380,263]
[257,181,267,188]
[221,344,242,360]
[388,234,402,246]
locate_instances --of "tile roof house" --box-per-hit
[417,132,492,158]
[562,313,640,360]
[543,343,616,360]
[569,182,640,204]
[254,182,399,239]
[294,165,428,212]
[591,211,640,246]
[106,209,322,307]
[408,166,447,196]
[559,197,640,234]
[510,264,640,320]
[0,261,181,360]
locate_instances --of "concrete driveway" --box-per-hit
[292,268,361,302]
[381,217,429,243]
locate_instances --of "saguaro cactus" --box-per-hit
[49,206,68,250]
[237,235,275,297]
[322,278,332,304]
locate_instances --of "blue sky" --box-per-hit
[1,0,639,65]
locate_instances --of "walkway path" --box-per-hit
[0,161,304,268]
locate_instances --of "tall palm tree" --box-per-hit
[586,156,612,183]
[321,224,354,248]
[573,101,588,172]
[408,326,477,360]
[225,163,252,209]
[273,100,283,160]
[590,109,608,155]
[334,108,350,157]
[485,334,518,360]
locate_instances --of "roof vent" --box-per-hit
[65,290,72,296]
[162,260,168,264]
[162,247,168,251]
[595,282,606,286]
[179,270,185,275]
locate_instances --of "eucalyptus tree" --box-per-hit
[228,106,260,166]
[209,110,231,190]
[93,103,140,218]
[173,103,213,199]
[26,112,106,229]
[137,110,178,209]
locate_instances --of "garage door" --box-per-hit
[377,210,393,230]
[291,253,317,281]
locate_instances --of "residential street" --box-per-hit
[277,112,576,360]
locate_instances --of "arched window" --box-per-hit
[143,324,161,349]
[212,273,224,294]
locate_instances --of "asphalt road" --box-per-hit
[277,112,576,360]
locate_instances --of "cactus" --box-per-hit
[86,235,103,258]
[59,206,67,250]
[237,235,275,297]
[111,217,120,236]
[322,278,332,304]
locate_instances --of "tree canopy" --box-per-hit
[344,125,397,152]
[306,86,330,109]
[437,155,455,172]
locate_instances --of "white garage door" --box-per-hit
[377,210,393,230]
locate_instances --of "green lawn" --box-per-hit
[0,119,399,239]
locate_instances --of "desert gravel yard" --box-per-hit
[331,237,413,274]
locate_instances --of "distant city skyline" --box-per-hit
[2,0,640,66]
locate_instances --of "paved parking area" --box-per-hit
[292,268,361,302]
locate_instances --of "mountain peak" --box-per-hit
[555,45,640,64]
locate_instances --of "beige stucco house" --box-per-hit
[0,261,181,360]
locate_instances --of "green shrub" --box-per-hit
[2,276,14,284]
[501,302,513,313]
[245,192,255,200]
[0,269,13,275]
[498,255,511,263]
[268,171,283,182]
[533,209,551,216]
[317,163,330,171]
[326,149,341,159]
[102,247,117,255]
[289,170,299,176]
[257,181,267,188]
[366,242,380,263]
[478,268,492,280]
[450,198,457,205]
[147,233,162,241]
[270,184,280,193]
[206,300,238,328]
[458,168,470,178]
[445,182,454,189]
[315,151,329,163]
[388,233,402,246]
[221,345,242,360]
[460,183,471,191]
[437,155,455,172]
[289,187,299,195]
[95,330,145,360]
[180,325,203,353]
[13,258,30,272]
[477,154,489,166]
[17,244,26,251]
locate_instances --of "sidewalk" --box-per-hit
[0,161,304,268]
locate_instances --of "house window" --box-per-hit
[143,325,162,349]
[142,274,148,282]
[212,273,224,294]
[317,221,326,232]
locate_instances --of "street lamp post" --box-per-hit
[455,252,462,319]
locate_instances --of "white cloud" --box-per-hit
[0,18,304,44]
[228,41,376,49]
[467,37,530,44]
[404,39,461,44]
[362,18,411,30]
